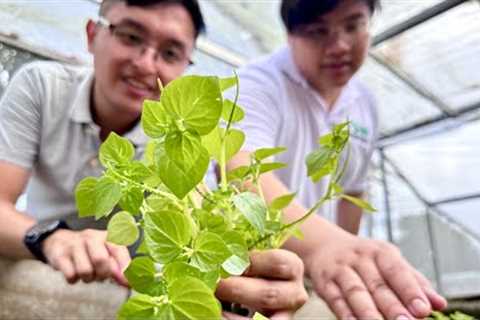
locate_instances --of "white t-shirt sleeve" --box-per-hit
[0,64,42,169]
[233,66,282,152]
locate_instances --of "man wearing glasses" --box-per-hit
[228,0,447,319]
[0,0,307,318]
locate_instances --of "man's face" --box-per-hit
[87,2,196,118]
[288,0,371,95]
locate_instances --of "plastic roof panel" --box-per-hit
[357,58,442,135]
[384,120,480,203]
[373,1,480,112]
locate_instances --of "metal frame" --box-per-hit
[372,0,468,46]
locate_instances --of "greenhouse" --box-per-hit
[0,0,479,319]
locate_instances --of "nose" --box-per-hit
[132,46,158,75]
[325,30,351,56]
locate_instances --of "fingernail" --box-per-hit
[411,298,429,314]
[395,315,410,320]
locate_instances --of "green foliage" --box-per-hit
[75,74,376,320]
[428,311,475,320]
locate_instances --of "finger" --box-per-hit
[376,252,432,318]
[413,270,447,311]
[355,258,411,319]
[72,244,95,283]
[321,280,355,320]
[216,276,306,311]
[52,255,78,284]
[86,240,112,281]
[106,243,131,286]
[270,310,293,320]
[246,249,303,280]
[335,267,382,319]
[222,311,249,320]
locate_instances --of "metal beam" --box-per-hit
[432,192,480,206]
[369,53,454,117]
[378,100,480,147]
[382,155,442,293]
[372,0,468,46]
[379,149,394,243]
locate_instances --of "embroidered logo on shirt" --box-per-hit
[350,121,369,142]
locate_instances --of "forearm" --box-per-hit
[0,200,36,259]
[337,196,363,235]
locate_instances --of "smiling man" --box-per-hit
[228,0,448,319]
[0,0,307,318]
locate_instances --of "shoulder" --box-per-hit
[14,61,92,88]
[238,48,288,89]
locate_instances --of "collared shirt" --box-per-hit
[0,61,147,229]
[235,47,378,221]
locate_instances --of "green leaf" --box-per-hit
[141,99,170,138]
[165,131,198,170]
[201,126,222,159]
[157,133,210,199]
[259,162,286,174]
[168,276,221,319]
[233,192,267,234]
[222,99,244,123]
[144,210,193,263]
[190,232,231,272]
[124,257,165,296]
[222,255,250,276]
[163,262,219,291]
[306,146,335,182]
[224,129,245,162]
[117,294,159,320]
[160,75,222,136]
[227,165,250,181]
[75,177,98,218]
[253,312,270,320]
[195,210,227,234]
[94,176,123,219]
[269,193,296,210]
[119,186,144,215]
[75,176,122,219]
[219,76,237,92]
[254,147,286,161]
[340,194,377,212]
[99,132,135,168]
[107,211,139,246]
[202,128,245,162]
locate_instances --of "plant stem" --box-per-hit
[109,169,183,210]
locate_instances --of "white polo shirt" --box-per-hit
[236,47,378,221]
[0,61,147,229]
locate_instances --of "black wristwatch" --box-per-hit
[23,220,69,263]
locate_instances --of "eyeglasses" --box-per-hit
[97,17,193,67]
[295,18,370,45]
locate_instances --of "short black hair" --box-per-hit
[281,0,380,32]
[100,0,205,38]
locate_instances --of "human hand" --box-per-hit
[42,229,130,286]
[216,249,308,320]
[305,233,447,320]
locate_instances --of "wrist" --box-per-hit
[23,220,69,263]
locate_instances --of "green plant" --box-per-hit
[75,74,374,319]
[428,311,476,320]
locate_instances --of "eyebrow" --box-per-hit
[343,13,368,23]
[113,18,188,51]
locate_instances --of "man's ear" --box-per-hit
[86,20,97,53]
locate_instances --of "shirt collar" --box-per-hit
[69,68,147,147]
[69,68,95,124]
